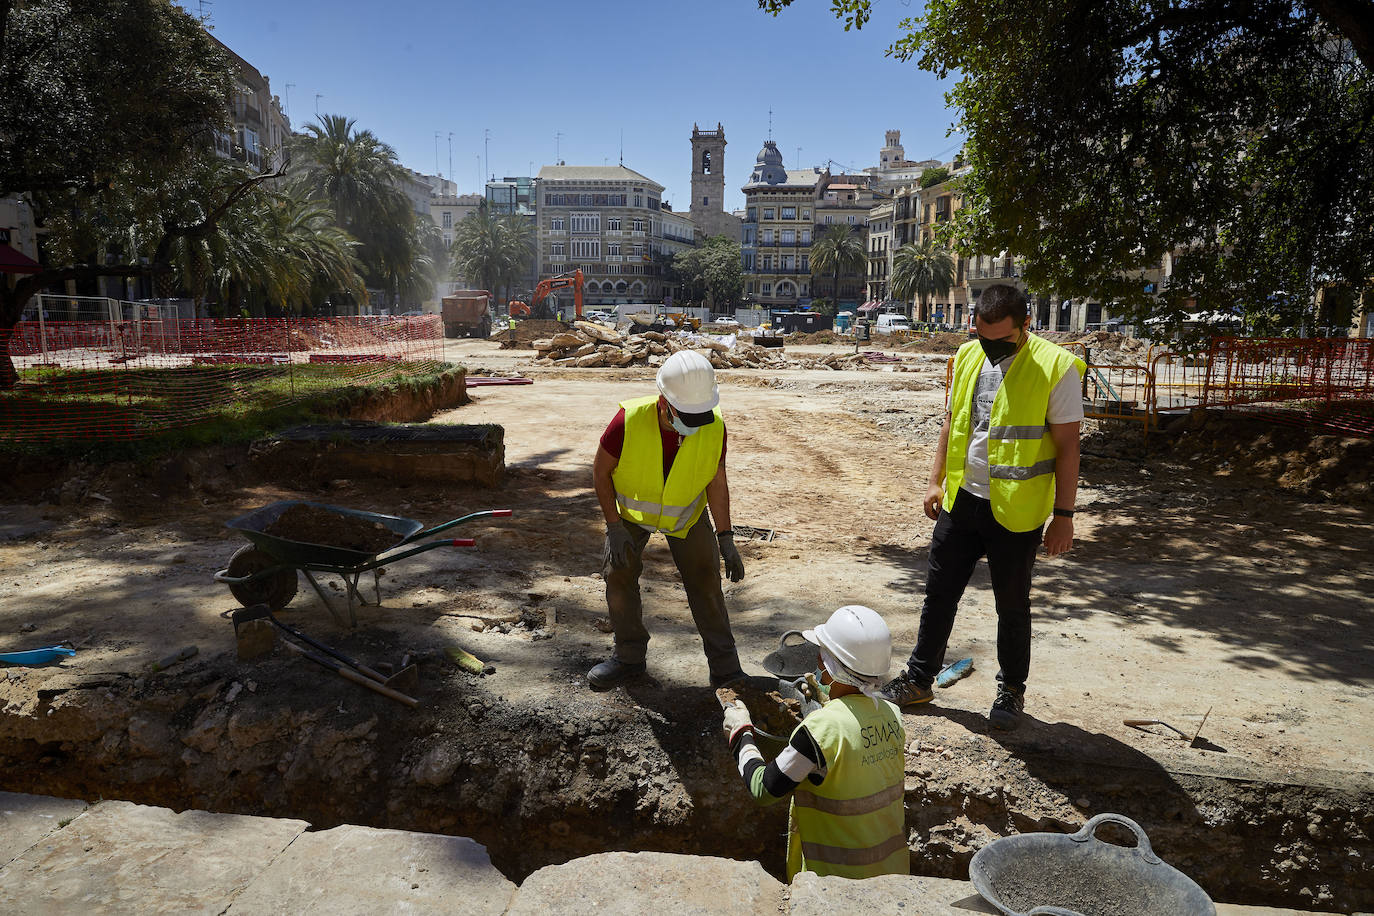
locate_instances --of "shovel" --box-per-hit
[231,604,417,693]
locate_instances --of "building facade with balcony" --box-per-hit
[911,173,970,327]
[866,200,893,302]
[812,174,876,309]
[741,141,822,309]
[534,164,683,306]
[207,34,289,175]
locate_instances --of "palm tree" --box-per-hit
[891,238,956,323]
[288,114,417,309]
[809,225,866,314]
[450,207,534,306]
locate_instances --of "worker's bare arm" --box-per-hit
[1044,421,1081,557]
[924,410,952,520]
[705,459,731,533]
[593,446,623,528]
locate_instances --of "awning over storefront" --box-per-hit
[0,243,41,274]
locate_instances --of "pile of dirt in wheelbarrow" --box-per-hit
[717,680,804,737]
[265,504,398,553]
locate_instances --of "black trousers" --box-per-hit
[903,488,1043,691]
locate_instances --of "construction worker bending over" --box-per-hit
[722,606,908,880]
[589,350,746,690]
[881,284,1085,730]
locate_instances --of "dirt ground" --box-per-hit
[2,336,1371,909]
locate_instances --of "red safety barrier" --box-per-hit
[1,316,445,442]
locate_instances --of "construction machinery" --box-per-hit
[508,270,583,320]
[440,290,493,338]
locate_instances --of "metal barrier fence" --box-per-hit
[943,335,1374,439]
[2,312,445,442]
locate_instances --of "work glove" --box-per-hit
[721,699,754,744]
[605,525,636,570]
[800,672,830,705]
[717,531,745,582]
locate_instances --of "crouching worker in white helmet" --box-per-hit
[589,350,747,690]
[721,606,908,880]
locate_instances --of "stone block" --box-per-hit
[0,792,89,868]
[789,873,997,915]
[0,799,306,915]
[506,851,783,916]
[225,824,515,916]
[235,619,275,661]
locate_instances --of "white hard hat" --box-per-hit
[803,605,892,679]
[656,350,719,423]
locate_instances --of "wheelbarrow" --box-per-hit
[214,500,512,627]
[969,813,1215,916]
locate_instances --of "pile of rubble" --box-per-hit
[532,322,893,371]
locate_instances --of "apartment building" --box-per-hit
[741,141,821,308]
[206,34,289,175]
[866,200,893,302]
[812,174,876,309]
[535,164,687,306]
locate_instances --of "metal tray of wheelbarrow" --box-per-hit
[225,500,423,568]
[969,813,1215,916]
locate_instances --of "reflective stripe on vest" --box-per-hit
[610,395,723,539]
[786,695,908,881]
[943,333,1085,532]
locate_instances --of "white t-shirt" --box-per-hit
[961,353,1084,499]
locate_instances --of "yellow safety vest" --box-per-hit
[611,395,723,538]
[943,332,1085,532]
[786,694,908,881]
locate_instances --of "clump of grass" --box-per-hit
[0,362,463,463]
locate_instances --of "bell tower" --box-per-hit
[690,123,733,239]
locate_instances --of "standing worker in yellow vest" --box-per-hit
[589,350,747,689]
[721,605,908,880]
[882,285,1085,730]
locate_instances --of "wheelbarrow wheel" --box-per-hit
[225,545,298,611]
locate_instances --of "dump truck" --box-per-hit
[440,290,493,338]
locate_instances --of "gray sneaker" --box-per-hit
[880,671,933,707]
[989,684,1025,730]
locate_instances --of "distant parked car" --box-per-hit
[710,316,741,328]
[584,310,616,325]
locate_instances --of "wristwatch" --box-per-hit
[1053,508,1075,518]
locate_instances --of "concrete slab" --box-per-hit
[787,872,1342,916]
[0,799,307,915]
[789,872,997,914]
[506,851,784,916]
[224,823,515,915]
[0,791,88,868]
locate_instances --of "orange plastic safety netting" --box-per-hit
[1,315,445,442]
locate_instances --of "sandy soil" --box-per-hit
[2,335,1371,905]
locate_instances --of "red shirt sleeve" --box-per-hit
[599,408,627,459]
[600,408,727,471]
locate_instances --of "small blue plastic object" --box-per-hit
[935,656,974,688]
[0,646,77,666]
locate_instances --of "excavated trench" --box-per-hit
[2,652,1369,912]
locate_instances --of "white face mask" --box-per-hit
[670,412,698,436]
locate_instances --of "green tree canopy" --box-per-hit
[668,235,742,309]
[0,0,242,385]
[287,114,431,307]
[762,0,1374,335]
[449,206,534,304]
[919,166,950,189]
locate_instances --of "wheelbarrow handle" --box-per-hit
[404,509,513,543]
[362,538,475,567]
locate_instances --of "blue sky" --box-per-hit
[199,0,961,211]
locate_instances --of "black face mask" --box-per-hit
[978,333,1019,364]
